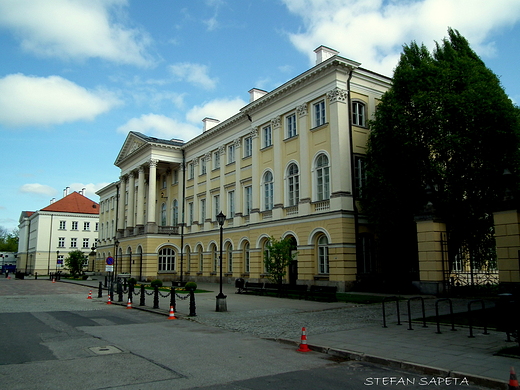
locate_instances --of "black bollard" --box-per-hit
[189,290,197,317]
[170,287,176,312]
[153,285,159,309]
[140,284,146,306]
[98,281,103,298]
[117,281,123,302]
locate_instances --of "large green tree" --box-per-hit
[0,227,18,252]
[65,250,87,277]
[264,236,297,285]
[363,28,520,281]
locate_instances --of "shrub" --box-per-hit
[184,281,197,291]
[128,278,137,285]
[150,279,163,287]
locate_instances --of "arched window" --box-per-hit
[287,163,300,206]
[185,246,191,271]
[263,171,274,210]
[227,244,233,273]
[172,199,179,227]
[198,245,204,273]
[317,235,329,274]
[352,101,366,127]
[244,242,250,273]
[158,247,175,271]
[211,244,218,272]
[316,154,330,201]
[161,203,167,226]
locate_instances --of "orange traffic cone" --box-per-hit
[297,327,311,352]
[87,290,92,300]
[126,298,132,309]
[509,367,519,390]
[107,296,112,305]
[168,306,176,320]
[52,278,56,283]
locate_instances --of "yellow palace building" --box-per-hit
[95,46,392,292]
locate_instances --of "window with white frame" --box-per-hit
[83,222,90,231]
[161,203,167,226]
[214,150,220,169]
[188,202,194,225]
[212,244,218,272]
[227,244,233,272]
[313,100,326,127]
[172,199,179,226]
[172,169,178,184]
[287,163,300,206]
[354,156,366,198]
[318,235,329,274]
[83,238,89,249]
[198,246,204,272]
[316,154,330,201]
[200,157,207,175]
[58,237,65,248]
[244,242,250,273]
[72,221,78,230]
[228,144,235,164]
[59,221,66,230]
[70,238,77,248]
[263,125,272,148]
[158,247,175,271]
[95,222,99,231]
[352,101,366,127]
[200,198,206,222]
[286,113,297,138]
[244,186,252,215]
[228,190,235,218]
[263,171,274,210]
[214,195,220,216]
[188,162,194,179]
[244,136,253,158]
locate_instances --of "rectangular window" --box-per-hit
[228,144,235,164]
[83,238,89,249]
[57,255,64,268]
[352,101,365,126]
[95,222,99,231]
[173,169,178,184]
[58,237,65,248]
[188,163,194,180]
[244,136,252,158]
[189,202,194,225]
[263,125,272,148]
[244,186,252,215]
[314,100,326,127]
[214,195,220,216]
[83,222,90,231]
[200,198,206,222]
[70,238,77,248]
[286,113,297,138]
[214,150,220,169]
[228,190,235,218]
[71,221,78,230]
[59,221,66,230]
[354,157,366,198]
[200,157,207,175]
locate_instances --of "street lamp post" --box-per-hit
[216,211,227,312]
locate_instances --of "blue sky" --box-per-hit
[1,0,520,232]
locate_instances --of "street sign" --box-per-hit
[106,265,114,272]
[106,257,114,265]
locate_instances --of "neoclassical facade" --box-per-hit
[95,47,392,291]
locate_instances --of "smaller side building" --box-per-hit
[17,191,100,275]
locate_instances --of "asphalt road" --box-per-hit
[0,279,491,389]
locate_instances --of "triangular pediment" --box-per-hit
[115,132,149,166]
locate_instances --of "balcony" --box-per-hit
[158,226,179,235]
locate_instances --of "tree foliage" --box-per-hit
[363,28,520,274]
[263,236,297,285]
[0,227,18,252]
[65,250,87,277]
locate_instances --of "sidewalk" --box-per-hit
[62,277,516,389]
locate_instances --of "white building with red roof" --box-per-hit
[17,190,99,276]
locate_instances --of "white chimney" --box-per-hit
[50,198,55,204]
[81,188,86,195]
[202,117,220,132]
[248,88,268,103]
[314,45,339,64]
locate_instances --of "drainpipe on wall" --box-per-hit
[179,149,186,283]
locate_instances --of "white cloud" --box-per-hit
[117,114,200,141]
[67,182,111,199]
[169,62,218,90]
[186,97,246,124]
[0,74,121,127]
[0,0,153,66]
[19,183,57,197]
[282,0,520,76]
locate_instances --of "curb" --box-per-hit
[273,338,507,390]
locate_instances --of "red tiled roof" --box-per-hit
[41,192,99,215]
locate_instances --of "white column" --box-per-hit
[272,116,283,219]
[127,171,135,229]
[117,176,126,234]
[297,103,311,214]
[147,159,158,231]
[249,129,260,223]
[136,166,145,227]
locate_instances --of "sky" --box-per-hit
[1,0,520,233]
